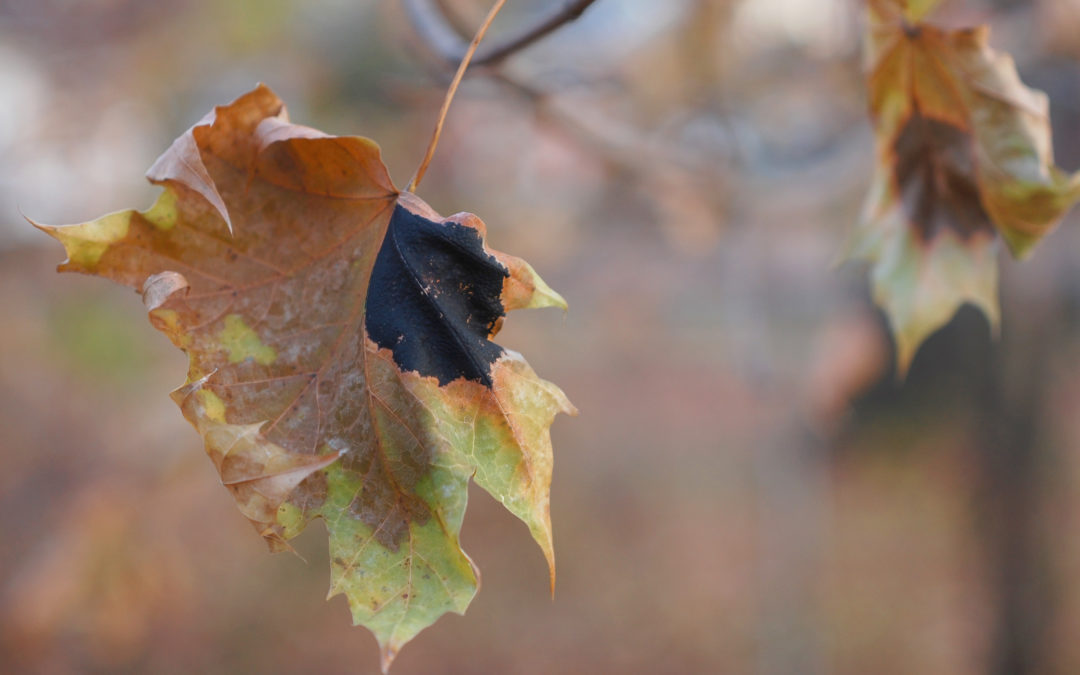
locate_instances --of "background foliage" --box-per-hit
[5,0,1080,673]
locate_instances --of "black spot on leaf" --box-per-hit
[893,111,994,241]
[366,204,508,386]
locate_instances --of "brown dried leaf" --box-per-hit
[844,1,1080,371]
[36,85,574,670]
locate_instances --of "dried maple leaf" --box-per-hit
[843,0,1080,372]
[36,85,575,671]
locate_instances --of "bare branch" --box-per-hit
[403,0,599,67]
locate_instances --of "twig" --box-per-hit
[403,0,599,68]
[407,0,509,193]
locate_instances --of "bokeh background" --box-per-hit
[4,0,1080,673]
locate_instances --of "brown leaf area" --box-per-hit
[893,111,991,241]
[866,4,1080,253]
[45,85,401,542]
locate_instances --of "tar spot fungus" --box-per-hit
[366,204,509,386]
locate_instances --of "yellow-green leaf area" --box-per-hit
[903,0,940,22]
[55,210,131,268]
[315,460,476,671]
[218,314,276,366]
[195,388,227,424]
[276,502,305,539]
[520,264,567,311]
[149,308,191,347]
[396,355,576,590]
[143,189,179,230]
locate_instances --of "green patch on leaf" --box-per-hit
[218,314,276,365]
[47,211,131,269]
[143,189,180,230]
[195,388,227,424]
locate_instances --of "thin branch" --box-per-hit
[407,0,509,193]
[403,0,599,68]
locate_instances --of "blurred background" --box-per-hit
[4,0,1080,673]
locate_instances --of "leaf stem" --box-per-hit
[407,0,508,193]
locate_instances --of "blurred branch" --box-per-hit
[403,0,733,243]
[403,0,598,67]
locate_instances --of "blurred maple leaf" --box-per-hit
[842,0,1080,372]
[36,85,575,671]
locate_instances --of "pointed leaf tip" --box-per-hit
[380,644,398,674]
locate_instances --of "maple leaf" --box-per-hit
[843,0,1080,372]
[35,85,575,671]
